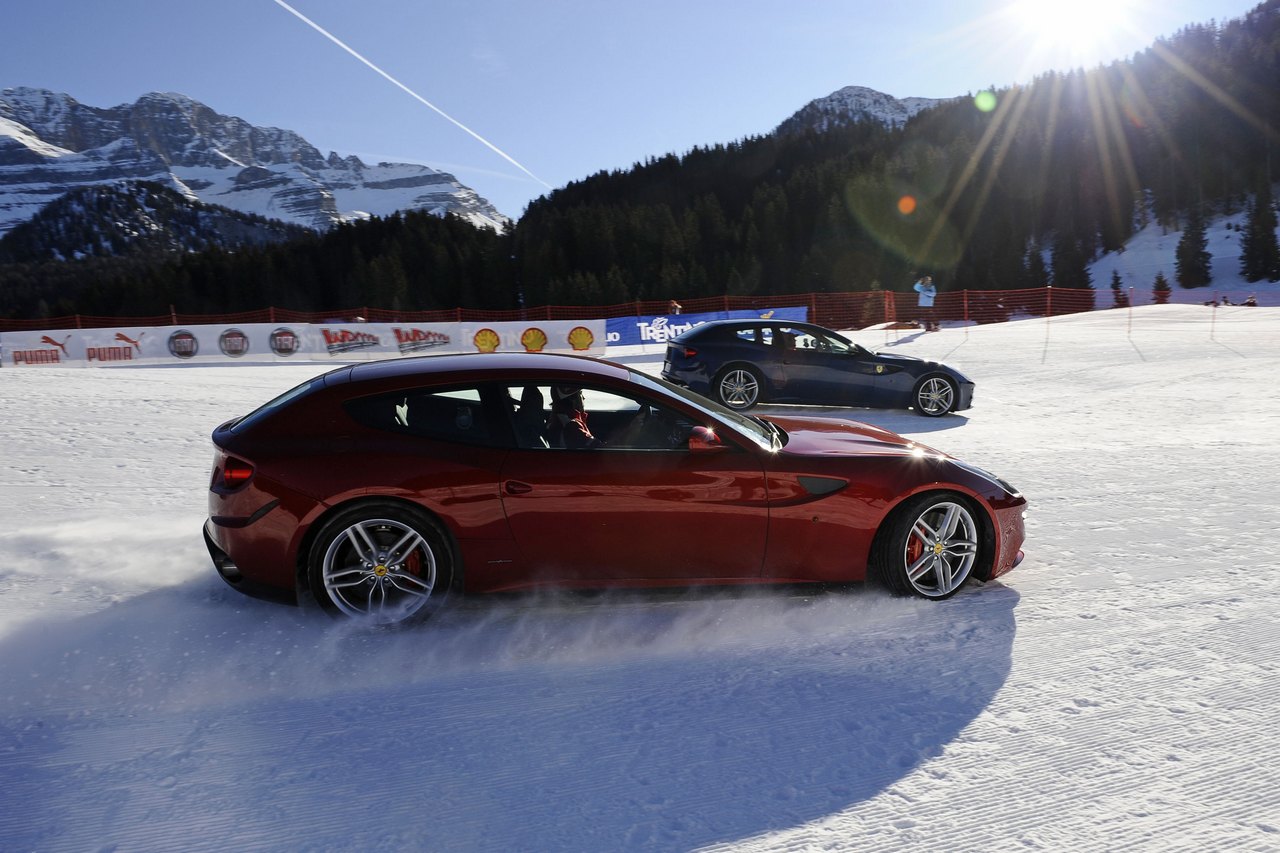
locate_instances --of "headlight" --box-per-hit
[952,460,1021,498]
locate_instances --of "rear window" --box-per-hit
[345,386,497,446]
[679,324,750,344]
[230,375,327,434]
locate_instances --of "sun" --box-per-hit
[1007,0,1142,68]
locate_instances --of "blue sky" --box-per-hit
[1,0,1259,219]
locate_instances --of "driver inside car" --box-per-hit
[547,386,601,449]
[547,386,653,449]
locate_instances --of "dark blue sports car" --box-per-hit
[661,319,974,416]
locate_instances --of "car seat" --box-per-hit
[513,386,550,448]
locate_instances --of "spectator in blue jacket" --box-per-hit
[914,275,939,331]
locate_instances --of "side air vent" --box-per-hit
[797,476,847,497]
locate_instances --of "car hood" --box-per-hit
[765,415,944,458]
[871,351,971,381]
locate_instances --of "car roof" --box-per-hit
[685,318,831,334]
[341,351,633,386]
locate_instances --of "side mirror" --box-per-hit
[688,426,727,453]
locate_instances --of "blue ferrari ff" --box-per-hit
[661,319,974,416]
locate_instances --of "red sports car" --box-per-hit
[205,353,1026,624]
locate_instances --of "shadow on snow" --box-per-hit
[0,573,1017,851]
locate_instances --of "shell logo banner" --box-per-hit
[459,320,606,356]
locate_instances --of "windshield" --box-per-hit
[627,369,778,451]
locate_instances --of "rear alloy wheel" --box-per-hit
[871,493,980,599]
[716,366,762,410]
[913,376,956,417]
[307,503,452,625]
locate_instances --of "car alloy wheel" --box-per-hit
[872,493,980,599]
[914,376,956,416]
[717,367,761,410]
[309,504,449,624]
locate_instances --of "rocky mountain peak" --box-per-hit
[776,85,950,135]
[0,88,510,237]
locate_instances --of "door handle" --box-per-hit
[504,480,533,495]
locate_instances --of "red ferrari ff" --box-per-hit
[205,353,1025,624]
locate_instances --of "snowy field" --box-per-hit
[2,304,1279,852]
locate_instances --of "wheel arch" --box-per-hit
[294,495,463,599]
[869,486,998,585]
[713,361,770,403]
[910,371,959,415]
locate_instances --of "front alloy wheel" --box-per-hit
[872,494,980,599]
[914,376,956,417]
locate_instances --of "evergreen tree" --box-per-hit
[1240,183,1280,282]
[1023,244,1049,289]
[1050,233,1093,290]
[1175,206,1212,287]
[1153,271,1172,304]
[1110,270,1129,307]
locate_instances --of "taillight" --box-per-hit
[679,347,697,358]
[222,458,254,488]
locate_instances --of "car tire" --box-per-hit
[306,501,454,625]
[912,375,956,417]
[714,365,763,410]
[870,492,981,600]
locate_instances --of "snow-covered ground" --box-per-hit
[2,304,1279,851]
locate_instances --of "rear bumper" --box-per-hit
[661,362,710,393]
[204,518,297,605]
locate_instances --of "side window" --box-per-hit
[732,327,762,345]
[506,383,694,451]
[783,326,819,350]
[505,384,552,449]
[770,326,800,350]
[813,330,852,354]
[345,386,499,446]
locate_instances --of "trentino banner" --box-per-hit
[604,307,808,347]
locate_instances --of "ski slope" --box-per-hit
[1,304,1278,851]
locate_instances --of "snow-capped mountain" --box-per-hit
[0,181,312,264]
[776,85,949,135]
[0,87,510,238]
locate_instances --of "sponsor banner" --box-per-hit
[1,330,80,366]
[458,320,606,356]
[605,307,808,346]
[313,323,461,360]
[1,324,327,366]
[1,319,606,365]
[4,325,325,366]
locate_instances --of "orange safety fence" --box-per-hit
[0,287,1101,333]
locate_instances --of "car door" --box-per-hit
[775,325,880,405]
[496,383,769,583]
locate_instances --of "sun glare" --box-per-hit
[1008,0,1141,68]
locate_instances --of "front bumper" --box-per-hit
[988,503,1026,579]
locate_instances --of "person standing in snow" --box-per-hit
[914,275,939,331]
